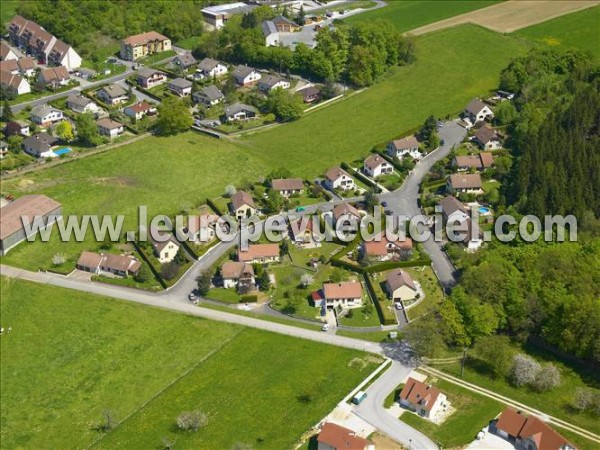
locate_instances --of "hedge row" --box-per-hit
[206,197,225,216]
[132,241,167,289]
[240,294,258,303]
[363,273,397,325]
[340,162,382,193]
[421,178,447,190]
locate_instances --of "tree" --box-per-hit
[196,270,212,295]
[329,268,346,283]
[363,188,379,211]
[7,135,22,153]
[495,101,518,125]
[76,112,102,146]
[300,273,313,288]
[268,167,292,180]
[54,121,74,142]
[474,335,513,379]
[404,314,447,358]
[510,353,540,387]
[257,270,270,291]
[135,264,152,283]
[225,184,237,197]
[1,100,14,121]
[99,409,115,432]
[297,4,306,25]
[532,363,561,392]
[571,388,596,413]
[279,240,289,257]
[321,80,341,99]
[156,97,193,135]
[266,88,304,122]
[0,86,17,101]
[176,410,208,432]
[265,189,284,213]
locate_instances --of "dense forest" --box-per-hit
[16,0,209,59]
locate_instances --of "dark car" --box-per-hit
[381,201,388,207]
[385,209,393,215]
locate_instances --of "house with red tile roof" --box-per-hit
[317,422,374,450]
[237,243,280,264]
[399,377,449,420]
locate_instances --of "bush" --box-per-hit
[240,294,258,303]
[510,353,540,387]
[532,363,561,392]
[161,261,179,281]
[176,410,208,432]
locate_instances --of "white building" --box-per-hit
[387,135,421,160]
[363,154,393,178]
[324,166,355,191]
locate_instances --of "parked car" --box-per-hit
[321,323,330,332]
[352,391,368,405]
[395,302,403,310]
[385,209,392,215]
[188,292,199,303]
[381,201,387,207]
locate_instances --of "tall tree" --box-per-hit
[156,97,193,136]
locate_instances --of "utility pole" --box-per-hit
[460,347,468,377]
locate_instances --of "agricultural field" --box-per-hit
[513,5,600,59]
[0,277,380,449]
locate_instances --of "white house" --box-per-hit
[464,98,494,123]
[312,282,363,309]
[137,68,167,89]
[230,190,256,220]
[221,261,255,292]
[439,196,482,252]
[0,70,30,95]
[196,58,228,78]
[324,166,355,191]
[258,75,290,93]
[192,85,225,107]
[123,102,157,121]
[48,40,82,71]
[237,244,280,264]
[66,94,99,114]
[387,135,421,160]
[96,118,124,139]
[232,65,261,86]
[363,154,393,178]
[96,84,129,105]
[0,42,17,61]
[262,20,279,46]
[151,235,180,264]
[168,77,193,97]
[447,173,483,195]
[399,377,449,420]
[473,125,502,150]
[385,269,418,302]
[30,105,63,127]
[271,178,304,197]
[186,214,220,243]
[224,103,258,122]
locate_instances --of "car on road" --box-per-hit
[295,206,306,212]
[384,209,392,215]
[352,391,367,405]
[188,292,199,303]
[381,201,387,207]
[440,139,445,146]
[321,323,330,331]
[395,302,403,310]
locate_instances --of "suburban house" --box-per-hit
[96,118,124,139]
[447,173,483,195]
[363,154,394,178]
[4,120,30,137]
[387,135,421,160]
[120,31,171,61]
[312,281,363,309]
[136,68,168,89]
[196,58,228,78]
[273,15,300,32]
[0,140,8,159]
[271,178,304,197]
[22,133,58,157]
[495,407,575,450]
[66,94,99,114]
[0,194,62,255]
[186,214,220,243]
[439,196,469,224]
[221,261,255,292]
[76,251,141,277]
[168,77,193,97]
[37,66,70,88]
[0,41,17,61]
[96,84,128,105]
[237,243,280,264]
[258,75,291,93]
[8,15,82,70]
[167,53,197,71]
[324,166,355,191]
[363,234,413,261]
[232,65,262,86]
[473,125,502,150]
[400,377,449,420]
[201,2,257,29]
[453,152,494,171]
[230,190,256,220]
[193,85,225,107]
[150,234,180,264]
[30,105,63,127]
[385,269,418,302]
[297,85,321,104]
[290,218,321,247]
[464,98,494,124]
[0,70,30,95]
[317,422,374,450]
[224,103,258,122]
[262,20,279,46]
[332,202,361,225]
[439,196,482,251]
[0,57,36,77]
[123,101,157,120]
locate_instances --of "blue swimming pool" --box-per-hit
[53,147,72,156]
[479,206,490,214]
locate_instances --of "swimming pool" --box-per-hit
[479,206,490,214]
[53,147,72,156]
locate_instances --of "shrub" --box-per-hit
[510,353,540,387]
[532,363,561,392]
[240,294,258,303]
[176,410,208,432]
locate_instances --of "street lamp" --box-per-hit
[409,439,412,450]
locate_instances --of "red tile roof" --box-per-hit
[317,422,372,450]
[399,377,442,412]
[323,282,362,300]
[237,243,280,262]
[496,408,574,450]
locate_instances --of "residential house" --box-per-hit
[324,166,355,191]
[363,154,393,178]
[237,243,280,264]
[439,195,469,224]
[333,203,361,225]
[167,53,197,71]
[230,190,256,220]
[271,178,304,197]
[168,77,193,97]
[453,152,494,171]
[464,98,494,124]
[297,85,321,104]
[192,85,225,107]
[258,75,291,93]
[66,94,99,114]
[0,59,19,75]
[0,70,30,95]
[96,118,124,139]
[312,282,363,309]
[0,42,17,61]
[363,233,413,261]
[48,39,82,70]
[96,84,129,105]
[262,20,280,46]
[22,133,58,157]
[439,196,481,251]
[123,101,157,120]
[4,120,30,137]
[221,261,255,292]
[385,269,418,302]
[186,214,220,243]
[232,65,261,86]
[290,217,321,247]
[1,57,36,77]
[0,194,62,255]
[120,31,171,61]
[317,422,374,450]
[137,68,167,89]
[30,105,63,127]
[196,58,228,78]
[75,67,97,80]
[447,173,483,195]
[473,125,502,150]
[399,377,449,420]
[201,2,257,29]
[224,103,258,122]
[495,407,576,450]
[150,234,180,264]
[76,251,141,277]
[387,135,420,160]
[37,66,70,88]
[0,140,8,159]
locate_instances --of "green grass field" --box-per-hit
[513,5,600,60]
[0,276,379,449]
[1,0,20,25]
[345,0,501,32]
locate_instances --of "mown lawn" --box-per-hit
[345,0,501,32]
[1,277,379,449]
[513,5,600,60]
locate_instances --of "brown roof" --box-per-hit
[221,261,254,279]
[17,57,36,71]
[496,407,528,437]
[386,269,416,292]
[496,408,573,450]
[0,70,23,89]
[439,195,467,217]
[474,125,500,145]
[76,251,103,269]
[0,194,61,240]
[454,152,494,170]
[323,282,362,300]
[364,154,389,170]
[126,101,154,114]
[479,152,494,167]
[465,98,489,115]
[96,118,123,130]
[317,422,372,450]
[39,66,69,83]
[187,214,219,234]
[364,234,413,256]
[231,190,255,211]
[271,178,304,191]
[325,166,351,183]
[448,173,482,189]
[0,59,18,72]
[399,377,442,412]
[0,42,14,60]
[101,253,141,274]
[150,232,179,253]
[237,243,280,262]
[123,31,169,46]
[333,203,360,221]
[391,135,419,150]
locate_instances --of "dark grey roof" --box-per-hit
[31,104,61,118]
[233,65,257,79]
[224,103,258,117]
[465,98,488,115]
[137,67,166,78]
[171,53,197,68]
[262,20,278,37]
[198,57,221,72]
[67,94,92,108]
[196,85,224,101]
[259,74,285,89]
[169,77,193,89]
[22,133,58,155]
[98,84,127,99]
